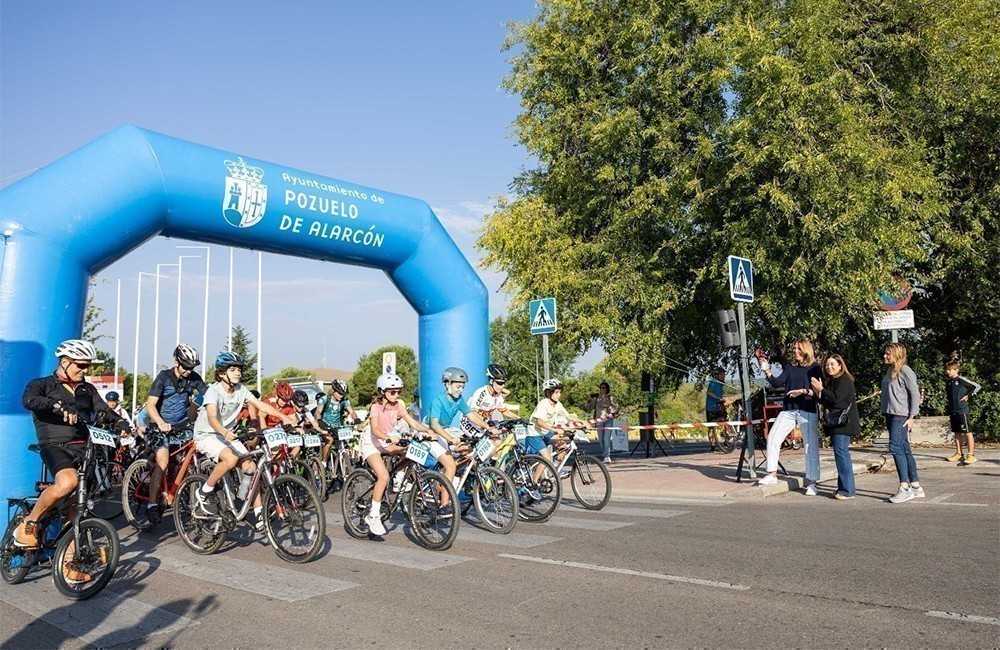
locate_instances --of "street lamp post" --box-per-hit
[176,245,211,361]
[257,250,262,392]
[175,254,202,345]
[153,263,178,377]
[228,247,234,351]
[132,272,157,414]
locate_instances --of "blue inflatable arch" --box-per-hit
[0,126,488,514]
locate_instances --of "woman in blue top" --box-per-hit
[757,339,823,494]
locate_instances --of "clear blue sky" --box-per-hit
[2,1,607,377]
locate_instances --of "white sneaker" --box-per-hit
[602,456,611,464]
[911,486,926,499]
[889,488,915,503]
[805,483,818,496]
[365,511,387,536]
[757,474,778,486]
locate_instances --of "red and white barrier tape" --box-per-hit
[552,418,776,432]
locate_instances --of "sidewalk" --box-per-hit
[594,443,1000,500]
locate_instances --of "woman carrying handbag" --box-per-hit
[811,354,859,499]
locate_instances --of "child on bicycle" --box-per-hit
[361,373,433,536]
[315,379,360,463]
[193,352,296,529]
[457,364,513,457]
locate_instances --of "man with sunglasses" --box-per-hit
[460,364,517,441]
[143,343,207,525]
[15,339,130,551]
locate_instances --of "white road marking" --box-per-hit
[926,611,1000,626]
[926,493,955,504]
[498,554,750,591]
[121,542,358,602]
[457,527,562,548]
[322,535,474,570]
[610,496,731,507]
[561,503,690,519]
[544,517,634,531]
[0,580,198,646]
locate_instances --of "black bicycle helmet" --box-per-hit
[486,364,509,381]
[331,379,348,395]
[292,390,309,408]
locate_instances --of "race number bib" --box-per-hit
[285,434,304,447]
[475,436,494,461]
[263,427,286,449]
[513,424,528,442]
[87,425,116,448]
[304,434,322,448]
[337,427,355,441]
[405,441,430,465]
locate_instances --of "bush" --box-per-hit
[971,391,1000,439]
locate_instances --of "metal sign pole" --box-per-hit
[737,302,756,475]
[542,334,550,382]
[891,329,898,343]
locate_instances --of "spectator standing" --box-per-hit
[585,381,619,463]
[757,339,823,494]
[811,354,859,499]
[881,343,924,503]
[944,360,981,465]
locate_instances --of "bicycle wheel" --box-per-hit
[306,457,328,502]
[511,454,562,522]
[407,470,459,551]
[570,454,612,510]
[172,474,226,555]
[262,474,326,563]
[472,466,518,534]
[89,461,125,521]
[121,458,155,532]
[341,468,375,539]
[51,518,119,600]
[716,426,736,453]
[1,505,35,585]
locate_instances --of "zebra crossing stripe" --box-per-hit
[561,503,691,519]
[121,541,359,602]
[0,579,199,647]
[544,517,634,531]
[457,526,562,548]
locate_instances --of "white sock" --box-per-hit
[147,503,157,510]
[370,500,381,515]
[201,484,214,494]
[253,506,262,517]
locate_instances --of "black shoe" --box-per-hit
[195,488,219,515]
[146,504,162,525]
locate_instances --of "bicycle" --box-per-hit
[121,423,204,532]
[321,422,362,496]
[172,426,326,564]
[1,425,121,600]
[451,430,519,534]
[489,419,563,523]
[283,427,326,501]
[549,426,612,510]
[341,433,459,551]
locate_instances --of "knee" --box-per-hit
[54,471,78,494]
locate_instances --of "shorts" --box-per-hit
[950,413,971,434]
[359,432,447,463]
[195,434,249,463]
[706,410,727,423]
[39,442,87,476]
[522,435,549,456]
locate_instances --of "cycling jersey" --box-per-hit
[317,394,351,427]
[261,394,297,428]
[194,382,254,439]
[428,392,470,428]
[149,369,207,424]
[22,374,128,446]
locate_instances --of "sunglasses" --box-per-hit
[72,361,92,370]
[493,380,506,386]
[385,389,402,395]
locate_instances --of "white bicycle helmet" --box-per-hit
[376,373,404,391]
[541,378,563,392]
[54,339,97,361]
[174,343,200,369]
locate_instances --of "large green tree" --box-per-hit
[230,325,259,389]
[481,0,998,406]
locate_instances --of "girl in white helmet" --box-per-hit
[361,373,433,535]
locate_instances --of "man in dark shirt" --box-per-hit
[144,343,207,524]
[15,340,128,549]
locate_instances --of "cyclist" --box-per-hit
[143,343,207,525]
[458,364,514,455]
[14,340,130,561]
[259,381,298,432]
[427,367,495,490]
[361,373,433,536]
[527,379,574,479]
[315,379,359,463]
[104,391,134,430]
[193,352,296,528]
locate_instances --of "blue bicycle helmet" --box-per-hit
[105,391,120,401]
[215,351,245,368]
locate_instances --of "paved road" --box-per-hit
[3,461,998,648]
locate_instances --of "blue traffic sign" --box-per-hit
[529,298,557,335]
[728,256,754,303]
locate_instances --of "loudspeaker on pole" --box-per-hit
[716,309,741,349]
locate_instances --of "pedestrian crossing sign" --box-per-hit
[529,298,557,335]
[728,256,754,303]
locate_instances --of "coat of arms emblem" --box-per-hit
[223,157,267,228]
